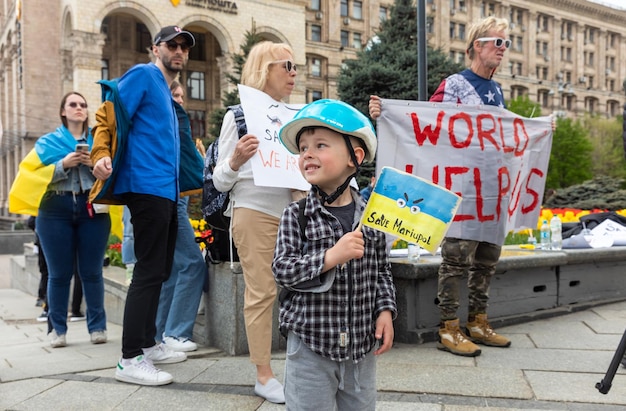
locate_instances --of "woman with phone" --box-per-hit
[9,92,110,348]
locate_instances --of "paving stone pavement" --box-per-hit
[2,254,626,410]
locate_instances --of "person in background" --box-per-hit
[121,206,135,286]
[369,16,512,357]
[154,80,207,352]
[359,175,376,202]
[92,26,195,386]
[212,41,298,404]
[10,92,110,348]
[274,99,396,410]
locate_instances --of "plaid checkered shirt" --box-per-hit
[273,190,397,363]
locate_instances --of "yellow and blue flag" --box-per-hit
[361,167,461,254]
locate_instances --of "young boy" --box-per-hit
[274,99,397,410]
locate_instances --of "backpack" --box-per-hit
[201,104,246,262]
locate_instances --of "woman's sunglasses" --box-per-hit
[164,40,190,52]
[272,60,297,73]
[476,37,511,49]
[67,102,87,109]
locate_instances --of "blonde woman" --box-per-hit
[212,41,298,404]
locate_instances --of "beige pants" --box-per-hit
[232,208,279,365]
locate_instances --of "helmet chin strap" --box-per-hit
[312,135,360,205]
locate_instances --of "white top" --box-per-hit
[212,109,292,219]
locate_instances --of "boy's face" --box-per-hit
[297,127,358,193]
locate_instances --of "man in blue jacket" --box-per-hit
[93,25,195,386]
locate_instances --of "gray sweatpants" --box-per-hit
[284,332,377,411]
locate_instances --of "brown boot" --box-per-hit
[466,313,511,347]
[437,319,481,357]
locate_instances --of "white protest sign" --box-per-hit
[238,84,309,190]
[376,99,553,246]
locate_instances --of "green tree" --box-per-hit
[507,94,542,118]
[337,0,463,188]
[582,114,626,180]
[206,27,263,144]
[545,117,593,189]
[336,0,464,116]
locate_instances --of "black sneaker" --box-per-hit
[36,310,48,322]
[35,298,44,307]
[69,312,86,322]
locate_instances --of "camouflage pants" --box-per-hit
[437,237,502,320]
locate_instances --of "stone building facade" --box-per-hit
[1,0,625,217]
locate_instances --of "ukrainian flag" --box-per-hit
[361,167,461,254]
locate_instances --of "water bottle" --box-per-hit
[407,243,420,264]
[540,220,550,250]
[550,215,562,250]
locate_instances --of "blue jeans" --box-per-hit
[121,206,136,265]
[36,192,110,335]
[155,196,207,340]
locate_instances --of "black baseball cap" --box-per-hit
[153,26,195,47]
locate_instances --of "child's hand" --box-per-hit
[374,310,394,355]
[325,230,364,268]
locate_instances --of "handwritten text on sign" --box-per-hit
[238,85,309,190]
[376,100,553,246]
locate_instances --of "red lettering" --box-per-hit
[521,168,543,213]
[507,168,524,218]
[497,117,514,153]
[474,168,494,222]
[405,164,413,174]
[445,166,473,222]
[410,111,443,146]
[448,112,473,149]
[512,118,530,157]
[476,114,500,151]
[496,166,510,221]
[432,165,438,185]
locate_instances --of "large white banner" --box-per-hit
[238,85,309,190]
[377,99,553,245]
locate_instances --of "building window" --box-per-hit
[101,59,109,80]
[607,79,615,92]
[538,89,550,107]
[341,0,348,17]
[341,30,349,48]
[308,90,323,102]
[310,0,321,11]
[311,25,322,42]
[353,32,362,49]
[427,16,434,34]
[481,2,496,17]
[379,7,388,23]
[458,24,466,40]
[449,23,455,39]
[187,110,206,140]
[187,71,205,101]
[136,23,152,53]
[310,57,322,77]
[353,1,362,19]
[514,36,523,52]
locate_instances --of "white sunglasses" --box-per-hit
[476,37,512,49]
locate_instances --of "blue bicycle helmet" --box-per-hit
[280,99,377,162]
[279,99,377,204]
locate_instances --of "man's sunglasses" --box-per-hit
[163,41,190,52]
[67,102,87,108]
[272,60,297,73]
[476,37,511,49]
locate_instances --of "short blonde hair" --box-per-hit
[466,16,509,60]
[241,41,294,91]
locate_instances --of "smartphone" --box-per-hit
[75,143,89,153]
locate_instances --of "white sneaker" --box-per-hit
[143,342,187,364]
[163,336,198,352]
[90,330,108,344]
[50,330,66,348]
[115,355,173,386]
